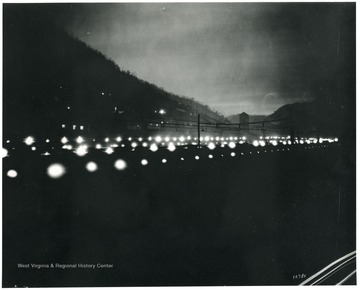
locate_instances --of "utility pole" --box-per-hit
[197,114,200,147]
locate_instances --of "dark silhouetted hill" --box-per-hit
[3,5,226,139]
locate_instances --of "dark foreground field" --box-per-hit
[2,142,356,286]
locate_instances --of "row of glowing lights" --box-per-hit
[6,143,331,179]
[2,135,338,158]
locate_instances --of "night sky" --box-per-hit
[48,3,354,116]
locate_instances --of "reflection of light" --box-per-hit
[167,142,176,152]
[86,162,98,172]
[141,159,148,166]
[231,152,236,157]
[195,156,200,160]
[208,142,216,150]
[131,142,138,148]
[1,148,8,158]
[24,136,35,146]
[155,136,162,143]
[209,154,213,159]
[253,140,259,147]
[7,169,18,178]
[75,145,88,156]
[105,147,114,155]
[150,143,158,152]
[114,159,127,170]
[41,152,51,156]
[61,137,68,144]
[47,163,66,179]
[162,159,167,164]
[229,142,236,149]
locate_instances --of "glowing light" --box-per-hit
[228,142,236,149]
[138,137,143,141]
[159,109,166,115]
[46,139,50,143]
[173,137,177,142]
[105,147,114,155]
[121,144,125,147]
[128,137,132,141]
[271,141,278,146]
[86,162,98,172]
[95,144,102,149]
[24,136,35,146]
[7,169,17,178]
[47,163,66,179]
[167,142,176,152]
[61,137,68,144]
[253,140,259,147]
[259,141,266,147]
[75,145,88,156]
[162,159,167,164]
[31,146,36,151]
[187,136,191,140]
[131,142,138,148]
[114,159,127,170]
[231,152,236,157]
[141,159,148,166]
[42,152,50,156]
[150,143,158,152]
[165,137,170,142]
[287,141,292,145]
[155,136,162,143]
[195,156,200,160]
[116,137,122,142]
[208,154,213,159]
[313,139,318,144]
[111,144,119,148]
[142,142,148,147]
[105,138,109,143]
[208,142,216,150]
[181,157,184,161]
[76,136,84,144]
[243,136,247,140]
[6,140,10,144]
[300,140,304,144]
[179,136,185,142]
[1,148,8,158]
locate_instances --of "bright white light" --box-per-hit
[128,137,132,141]
[208,142,216,150]
[75,145,88,156]
[231,152,236,157]
[271,141,278,146]
[62,124,66,128]
[229,142,236,149]
[47,163,66,179]
[7,169,17,178]
[165,137,170,142]
[80,126,84,130]
[95,144,102,149]
[150,143,158,152]
[148,137,152,141]
[155,136,162,143]
[105,147,114,155]
[61,137,68,144]
[167,142,176,152]
[121,144,125,147]
[105,138,109,143]
[335,138,338,142]
[131,142,138,148]
[172,137,177,142]
[1,148,8,158]
[31,146,36,151]
[220,137,225,141]
[6,140,10,144]
[86,162,98,172]
[229,137,233,140]
[187,136,191,140]
[259,141,266,147]
[24,136,35,146]
[162,159,167,164]
[76,136,84,144]
[253,140,259,147]
[142,142,148,147]
[116,136,122,142]
[287,140,292,145]
[114,159,127,170]
[300,140,304,144]
[181,157,184,161]
[111,144,119,148]
[243,136,247,140]
[138,137,143,141]
[141,159,148,166]
[215,137,220,141]
[46,139,50,143]
[313,139,318,144]
[195,156,200,160]
[159,109,166,115]
[179,136,185,142]
[208,154,213,159]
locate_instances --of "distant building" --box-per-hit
[239,112,249,129]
